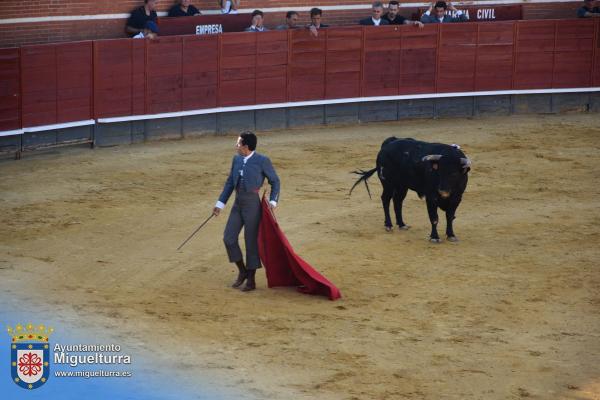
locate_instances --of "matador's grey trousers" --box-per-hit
[223,191,262,269]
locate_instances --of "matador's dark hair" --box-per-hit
[240,131,257,151]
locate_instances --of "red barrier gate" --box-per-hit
[257,31,288,104]
[400,25,438,94]
[289,29,326,102]
[183,35,218,110]
[94,39,146,118]
[475,22,515,91]
[21,42,92,127]
[0,48,20,132]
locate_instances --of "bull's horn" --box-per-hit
[460,158,471,168]
[422,154,443,162]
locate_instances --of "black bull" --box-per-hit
[350,137,471,242]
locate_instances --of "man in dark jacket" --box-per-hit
[276,11,300,30]
[383,1,424,27]
[168,0,201,17]
[307,8,329,37]
[126,0,158,37]
[577,0,600,17]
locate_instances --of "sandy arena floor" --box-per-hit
[1,114,599,399]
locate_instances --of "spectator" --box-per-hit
[577,0,600,17]
[360,2,390,25]
[221,0,240,14]
[245,10,269,32]
[383,1,425,28]
[133,21,159,39]
[307,8,328,37]
[420,1,468,23]
[168,0,201,17]
[276,11,300,30]
[126,0,158,37]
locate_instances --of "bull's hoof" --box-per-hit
[429,237,442,243]
[447,236,459,242]
[398,225,410,231]
[385,226,393,232]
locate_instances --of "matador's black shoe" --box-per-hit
[231,261,247,288]
[241,269,256,292]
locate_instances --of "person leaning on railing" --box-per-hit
[577,0,600,17]
[420,1,469,23]
[168,0,201,17]
[276,11,300,30]
[126,0,159,37]
[307,8,329,37]
[384,1,424,28]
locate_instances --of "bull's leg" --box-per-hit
[446,205,458,242]
[426,198,441,242]
[392,187,409,230]
[381,185,394,231]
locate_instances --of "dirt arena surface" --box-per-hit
[1,114,599,399]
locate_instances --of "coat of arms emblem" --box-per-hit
[7,323,53,390]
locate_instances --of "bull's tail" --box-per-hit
[349,167,378,199]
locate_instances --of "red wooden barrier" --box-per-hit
[514,20,556,89]
[56,42,92,123]
[595,19,600,86]
[219,32,257,106]
[0,48,20,131]
[146,36,183,114]
[94,39,146,118]
[21,44,57,127]
[256,31,288,104]
[438,24,478,93]
[182,35,218,110]
[131,40,146,116]
[363,26,400,97]
[288,29,326,102]
[475,22,515,91]
[400,25,438,94]
[552,20,595,88]
[326,27,362,99]
[21,42,92,127]
[5,19,600,133]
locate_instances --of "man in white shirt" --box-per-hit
[360,2,390,25]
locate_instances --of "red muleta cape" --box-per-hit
[257,197,341,301]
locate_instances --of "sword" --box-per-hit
[176,214,214,251]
